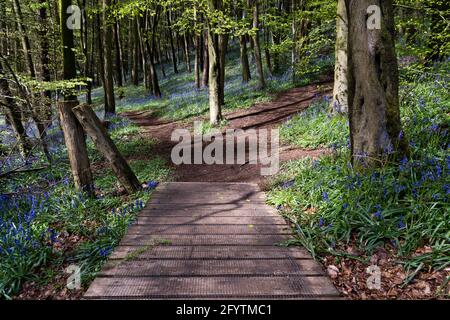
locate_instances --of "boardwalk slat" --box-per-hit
[135,216,287,225]
[119,234,289,246]
[99,259,323,276]
[109,245,312,260]
[125,224,293,235]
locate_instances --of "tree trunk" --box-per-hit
[330,0,348,114]
[167,11,178,74]
[207,0,222,125]
[346,0,408,167]
[184,34,192,72]
[58,0,93,193]
[103,0,116,115]
[114,18,124,87]
[72,104,141,194]
[264,28,273,76]
[219,34,228,106]
[240,35,251,83]
[131,17,139,85]
[202,32,209,87]
[58,101,94,193]
[250,0,265,90]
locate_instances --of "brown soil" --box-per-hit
[121,82,333,186]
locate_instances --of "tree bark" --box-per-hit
[202,32,209,87]
[114,17,124,87]
[72,104,141,194]
[346,0,408,167]
[239,35,251,83]
[59,0,93,193]
[330,0,348,114]
[130,17,139,85]
[250,0,265,90]
[207,0,222,125]
[103,0,116,115]
[167,11,178,74]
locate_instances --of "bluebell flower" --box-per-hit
[322,192,329,201]
[373,204,383,219]
[397,216,406,230]
[146,181,159,190]
[281,180,295,189]
[319,218,325,227]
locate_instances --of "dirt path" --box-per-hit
[121,82,333,186]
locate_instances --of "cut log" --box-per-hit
[57,100,94,194]
[72,104,141,194]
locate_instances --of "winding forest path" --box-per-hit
[85,82,341,299]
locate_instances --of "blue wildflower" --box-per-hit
[322,192,329,201]
[281,180,295,189]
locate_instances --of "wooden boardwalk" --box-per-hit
[85,182,340,299]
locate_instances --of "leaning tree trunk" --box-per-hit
[103,0,116,115]
[72,104,141,194]
[330,0,348,114]
[346,0,408,167]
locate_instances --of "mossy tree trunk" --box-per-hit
[346,0,408,168]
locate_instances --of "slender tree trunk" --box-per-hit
[346,0,408,167]
[131,17,139,85]
[167,11,178,74]
[184,34,192,72]
[114,18,124,87]
[330,0,348,114]
[219,34,228,107]
[250,0,265,90]
[240,35,251,83]
[264,28,273,76]
[207,0,222,125]
[202,32,209,87]
[103,0,115,115]
[148,12,161,97]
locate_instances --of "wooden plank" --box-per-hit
[157,182,259,193]
[143,203,279,215]
[139,208,280,217]
[134,216,287,225]
[151,191,266,201]
[125,224,293,235]
[99,259,323,277]
[109,245,312,260]
[84,276,340,299]
[149,196,266,205]
[119,234,290,246]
